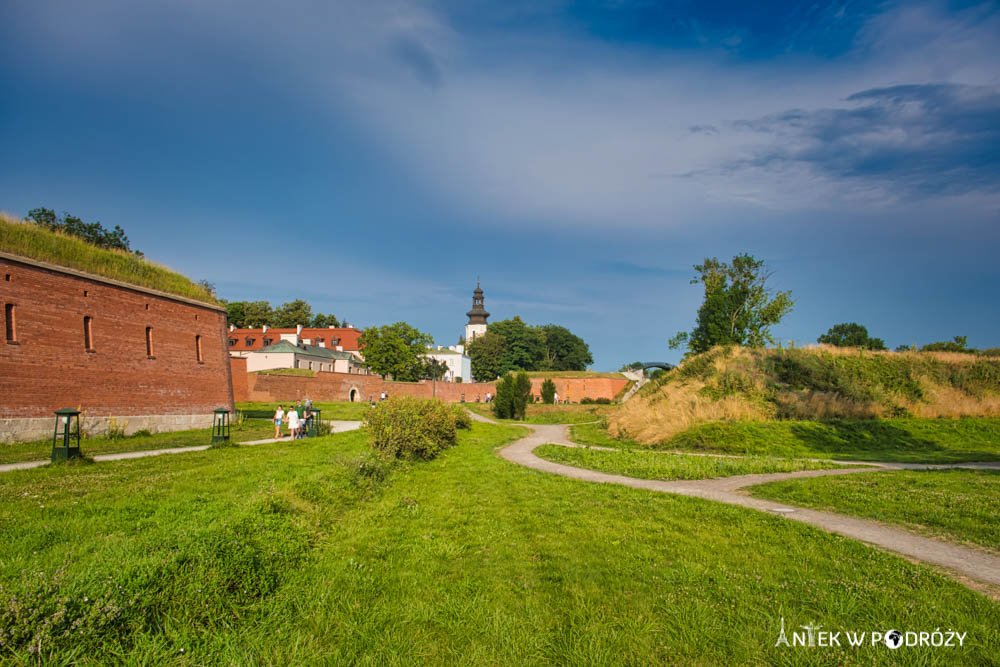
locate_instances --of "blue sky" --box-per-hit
[2,0,998,369]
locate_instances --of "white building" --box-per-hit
[246,340,367,374]
[424,345,472,383]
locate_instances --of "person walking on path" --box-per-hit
[553,391,559,404]
[287,406,300,440]
[273,405,285,439]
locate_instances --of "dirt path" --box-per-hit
[490,417,1000,593]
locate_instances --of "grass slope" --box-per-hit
[1,422,998,663]
[752,469,1000,552]
[0,213,218,304]
[535,445,854,481]
[466,403,611,424]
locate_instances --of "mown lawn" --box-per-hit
[535,445,856,481]
[665,418,1000,463]
[1,421,998,663]
[466,403,612,425]
[752,468,1000,552]
[0,420,276,465]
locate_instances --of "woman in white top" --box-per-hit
[273,405,284,439]
[286,408,300,439]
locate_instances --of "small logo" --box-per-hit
[884,630,903,649]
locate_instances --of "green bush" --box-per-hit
[362,396,458,460]
[451,405,473,429]
[541,378,556,404]
[493,372,532,420]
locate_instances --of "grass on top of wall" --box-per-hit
[0,213,219,305]
[524,371,627,379]
[254,368,316,377]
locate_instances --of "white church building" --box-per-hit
[423,283,489,382]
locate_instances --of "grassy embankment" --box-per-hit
[524,371,626,379]
[752,469,1000,552]
[466,403,613,424]
[0,403,365,465]
[2,421,998,663]
[0,213,218,304]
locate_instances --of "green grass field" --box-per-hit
[465,403,612,424]
[535,445,854,480]
[752,468,1000,552]
[1,421,998,663]
[651,418,1000,463]
[0,420,277,465]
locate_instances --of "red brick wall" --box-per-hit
[0,256,234,418]
[231,360,628,405]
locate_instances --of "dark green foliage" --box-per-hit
[468,330,506,381]
[312,313,340,328]
[671,254,793,355]
[451,405,473,430]
[362,396,458,460]
[541,378,557,404]
[818,322,886,350]
[489,317,545,373]
[27,207,140,255]
[359,322,434,381]
[273,299,314,328]
[493,372,532,420]
[922,335,970,353]
[537,324,593,370]
[580,397,612,404]
[422,358,450,381]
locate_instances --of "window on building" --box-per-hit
[196,335,203,363]
[263,337,273,346]
[229,338,237,346]
[145,327,154,357]
[245,337,255,346]
[84,316,93,350]
[4,304,16,343]
[331,338,340,345]
[315,337,325,345]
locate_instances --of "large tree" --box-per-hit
[538,324,593,370]
[467,330,506,382]
[359,322,434,380]
[488,317,545,373]
[312,313,340,328]
[243,301,275,328]
[273,299,314,328]
[670,254,793,355]
[818,323,886,350]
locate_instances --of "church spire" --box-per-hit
[465,282,489,344]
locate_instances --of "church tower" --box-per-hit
[465,282,490,344]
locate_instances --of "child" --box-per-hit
[287,406,300,440]
[273,405,284,439]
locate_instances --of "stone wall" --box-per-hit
[0,253,234,442]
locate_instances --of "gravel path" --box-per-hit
[492,417,1000,592]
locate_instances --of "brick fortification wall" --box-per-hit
[0,254,234,442]
[232,360,628,405]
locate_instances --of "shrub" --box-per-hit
[363,396,458,460]
[451,405,473,429]
[541,378,556,404]
[106,417,127,440]
[455,376,463,383]
[493,371,532,420]
[132,429,153,438]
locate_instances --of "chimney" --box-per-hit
[297,324,303,335]
[229,324,235,332]
[262,325,269,333]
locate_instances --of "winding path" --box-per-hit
[485,415,1000,592]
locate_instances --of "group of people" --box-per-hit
[272,398,315,439]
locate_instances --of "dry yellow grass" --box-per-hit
[609,345,1000,446]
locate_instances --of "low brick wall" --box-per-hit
[231,359,628,405]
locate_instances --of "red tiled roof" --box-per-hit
[227,327,363,352]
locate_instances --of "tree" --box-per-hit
[467,330,506,382]
[359,322,434,380]
[493,371,532,420]
[243,301,275,328]
[818,323,886,350]
[540,378,556,404]
[670,254,793,355]
[488,317,545,373]
[272,299,314,328]
[196,280,217,299]
[27,207,140,255]
[422,358,449,381]
[538,324,593,371]
[312,313,340,328]
[922,336,969,353]
[225,301,247,328]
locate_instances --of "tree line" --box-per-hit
[467,317,593,381]
[27,207,141,256]
[223,299,342,329]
